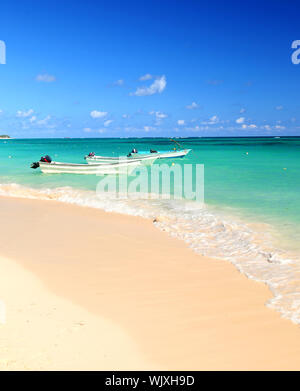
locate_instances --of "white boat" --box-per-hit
[38,159,142,175]
[85,149,191,163]
[86,154,159,166]
[151,149,191,159]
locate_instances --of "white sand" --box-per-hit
[1,196,300,370]
[0,255,154,370]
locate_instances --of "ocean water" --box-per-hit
[1,137,300,323]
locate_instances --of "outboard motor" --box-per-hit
[31,155,52,169]
[30,161,40,169]
[150,149,157,153]
[40,155,52,163]
[131,148,138,154]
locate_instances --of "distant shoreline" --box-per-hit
[0,135,300,140]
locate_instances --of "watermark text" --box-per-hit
[96,163,204,203]
[291,40,300,64]
[0,40,6,64]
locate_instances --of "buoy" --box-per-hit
[283,168,287,170]
[246,152,248,155]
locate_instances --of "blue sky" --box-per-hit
[0,0,300,138]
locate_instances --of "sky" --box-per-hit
[0,0,300,138]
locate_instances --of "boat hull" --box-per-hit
[85,149,191,163]
[39,160,141,175]
[86,155,158,166]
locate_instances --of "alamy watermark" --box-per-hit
[96,163,204,203]
[0,40,6,64]
[291,40,300,64]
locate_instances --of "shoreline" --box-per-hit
[1,196,300,369]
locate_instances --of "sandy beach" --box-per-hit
[1,195,300,370]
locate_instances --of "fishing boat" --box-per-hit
[85,138,191,164]
[85,153,162,165]
[31,155,145,175]
[133,149,191,159]
[85,148,191,163]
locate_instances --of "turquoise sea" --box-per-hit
[1,137,300,323]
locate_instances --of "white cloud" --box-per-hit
[156,112,167,119]
[240,108,246,113]
[36,73,56,82]
[90,110,108,119]
[236,117,245,124]
[262,125,271,130]
[37,115,51,126]
[16,109,34,118]
[186,102,199,110]
[113,79,124,86]
[177,120,185,125]
[104,120,113,127]
[201,115,219,125]
[144,126,155,132]
[122,114,130,119]
[139,74,153,81]
[209,115,219,123]
[150,111,168,119]
[274,125,286,130]
[83,127,92,132]
[29,116,36,123]
[131,75,166,96]
[242,124,257,129]
[275,105,283,111]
